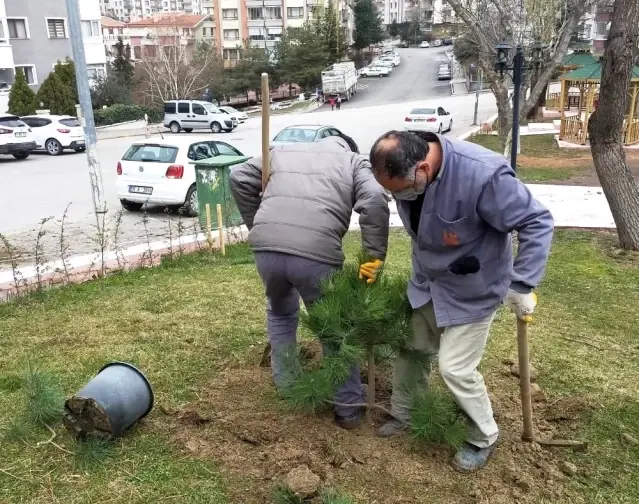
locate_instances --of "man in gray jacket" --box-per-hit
[368,131,554,471]
[229,134,390,429]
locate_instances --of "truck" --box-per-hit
[321,62,358,101]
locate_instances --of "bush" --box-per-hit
[93,104,163,126]
[8,69,36,116]
[36,72,76,116]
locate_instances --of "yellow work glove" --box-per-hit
[504,290,538,323]
[359,259,384,284]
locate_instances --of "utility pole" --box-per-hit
[511,45,524,172]
[65,0,107,234]
[473,67,483,125]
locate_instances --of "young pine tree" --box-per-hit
[54,58,79,103]
[8,69,36,116]
[36,72,76,116]
[112,37,134,88]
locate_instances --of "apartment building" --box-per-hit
[102,16,129,61]
[384,0,405,24]
[101,0,203,22]
[0,0,107,90]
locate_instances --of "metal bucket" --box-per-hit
[64,362,154,439]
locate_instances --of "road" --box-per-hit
[0,48,496,268]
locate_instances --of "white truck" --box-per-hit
[321,62,358,100]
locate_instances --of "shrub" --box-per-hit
[36,72,76,116]
[93,104,163,126]
[8,69,36,116]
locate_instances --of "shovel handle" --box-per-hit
[517,318,534,442]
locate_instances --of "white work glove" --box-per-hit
[504,289,537,323]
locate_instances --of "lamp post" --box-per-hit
[494,41,543,173]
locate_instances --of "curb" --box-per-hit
[458,113,499,141]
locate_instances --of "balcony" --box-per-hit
[0,41,14,70]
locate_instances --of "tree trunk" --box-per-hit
[588,0,639,250]
[492,80,512,153]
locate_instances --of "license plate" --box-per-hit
[15,132,26,138]
[129,186,153,195]
[414,119,425,122]
[76,140,85,144]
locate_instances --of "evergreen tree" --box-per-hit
[276,23,329,90]
[8,69,36,116]
[53,58,78,103]
[36,72,76,116]
[112,37,134,88]
[353,0,385,50]
[230,43,277,101]
[316,0,347,64]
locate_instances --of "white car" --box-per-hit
[359,66,391,77]
[380,54,401,66]
[433,39,443,47]
[404,105,453,134]
[20,115,85,156]
[0,114,36,160]
[420,41,430,48]
[373,59,394,70]
[219,105,248,123]
[116,136,246,216]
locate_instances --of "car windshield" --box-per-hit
[0,116,25,128]
[410,108,436,115]
[59,118,81,127]
[123,144,178,163]
[223,107,238,113]
[273,128,317,142]
[205,105,221,114]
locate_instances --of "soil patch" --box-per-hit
[159,357,593,504]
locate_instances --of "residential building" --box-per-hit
[102,16,130,61]
[404,0,434,31]
[126,13,214,60]
[1,0,107,91]
[384,0,405,24]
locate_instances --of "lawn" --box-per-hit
[1,230,638,503]
[468,134,639,186]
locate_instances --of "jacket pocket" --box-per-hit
[418,214,483,250]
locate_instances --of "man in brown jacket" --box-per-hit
[229,133,390,429]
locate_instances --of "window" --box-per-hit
[87,64,106,80]
[177,102,190,113]
[223,29,239,40]
[133,45,142,59]
[212,141,242,156]
[164,102,177,114]
[287,7,303,18]
[267,27,282,40]
[264,7,281,18]
[192,103,207,115]
[123,144,178,163]
[188,142,214,161]
[222,8,238,19]
[248,7,263,20]
[22,117,51,128]
[59,118,82,127]
[248,27,264,41]
[8,19,28,39]
[0,116,27,128]
[47,18,68,38]
[14,66,37,85]
[81,20,101,37]
[223,49,239,60]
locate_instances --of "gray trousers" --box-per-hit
[254,251,364,416]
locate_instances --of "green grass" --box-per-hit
[516,166,580,183]
[469,133,579,159]
[1,230,638,503]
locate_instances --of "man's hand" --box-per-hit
[359,259,384,284]
[504,290,537,322]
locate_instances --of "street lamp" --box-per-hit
[494,41,543,172]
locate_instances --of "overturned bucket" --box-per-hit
[64,362,154,440]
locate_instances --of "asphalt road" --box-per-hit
[0,47,496,269]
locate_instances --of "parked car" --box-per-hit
[380,53,401,66]
[116,137,246,216]
[420,41,430,48]
[0,114,36,160]
[359,66,391,77]
[219,105,248,123]
[373,59,394,70]
[270,125,344,149]
[20,115,85,156]
[433,39,443,47]
[163,100,237,134]
[443,38,453,45]
[403,105,453,134]
[438,65,452,80]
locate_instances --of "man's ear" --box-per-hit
[416,160,430,178]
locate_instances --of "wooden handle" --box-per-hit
[517,318,534,442]
[261,73,270,192]
[216,203,225,256]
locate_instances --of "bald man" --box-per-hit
[367,130,553,472]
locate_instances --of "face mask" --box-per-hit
[393,168,428,201]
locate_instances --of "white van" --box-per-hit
[163,100,237,134]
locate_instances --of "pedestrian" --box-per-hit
[368,130,554,472]
[328,96,336,110]
[229,134,390,430]
[336,95,342,110]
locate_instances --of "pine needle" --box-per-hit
[410,389,468,450]
[320,488,357,504]
[23,363,65,426]
[272,485,304,504]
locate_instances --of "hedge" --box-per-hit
[93,104,164,127]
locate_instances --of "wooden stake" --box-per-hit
[367,346,375,424]
[517,318,534,442]
[205,203,213,252]
[216,203,225,256]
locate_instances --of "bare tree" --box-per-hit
[136,27,219,102]
[447,0,592,152]
[588,0,639,250]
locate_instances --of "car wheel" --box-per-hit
[12,151,30,160]
[45,138,62,156]
[183,128,193,133]
[211,122,222,133]
[182,185,198,217]
[169,122,181,134]
[120,199,144,212]
[448,119,453,132]
[74,147,86,153]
